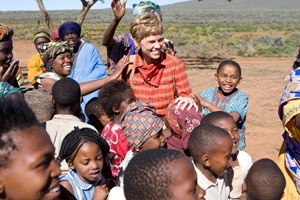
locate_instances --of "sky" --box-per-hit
[1,0,191,11]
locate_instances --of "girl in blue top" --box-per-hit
[58,127,111,200]
[198,60,248,150]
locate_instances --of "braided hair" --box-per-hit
[57,127,109,165]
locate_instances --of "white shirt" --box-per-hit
[193,161,230,200]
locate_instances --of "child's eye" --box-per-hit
[97,156,103,161]
[39,159,51,168]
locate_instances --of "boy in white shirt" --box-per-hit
[188,124,233,200]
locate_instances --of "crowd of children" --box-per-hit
[0,0,295,200]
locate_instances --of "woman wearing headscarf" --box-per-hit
[278,65,300,200]
[102,0,176,71]
[0,23,20,88]
[36,41,128,97]
[27,31,51,86]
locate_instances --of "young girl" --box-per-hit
[98,80,135,179]
[0,95,75,200]
[201,111,252,200]
[58,127,111,200]
[179,60,248,151]
[108,100,165,200]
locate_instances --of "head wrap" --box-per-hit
[166,99,202,139]
[0,23,13,41]
[33,31,50,43]
[58,22,81,41]
[0,82,22,97]
[39,41,73,72]
[51,28,60,42]
[121,100,163,148]
[133,1,163,21]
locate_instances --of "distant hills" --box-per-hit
[0,0,299,24]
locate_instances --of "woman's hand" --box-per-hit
[0,59,19,84]
[163,39,176,56]
[111,0,127,22]
[110,55,129,80]
[93,181,109,200]
[174,96,198,112]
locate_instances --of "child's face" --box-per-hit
[0,126,61,200]
[52,52,72,78]
[69,141,103,184]
[215,64,241,95]
[210,117,240,155]
[118,88,136,116]
[209,136,233,177]
[139,130,165,152]
[169,156,205,200]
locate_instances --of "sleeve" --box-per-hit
[228,92,248,121]
[174,58,192,97]
[27,54,42,85]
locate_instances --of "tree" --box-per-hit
[36,0,104,32]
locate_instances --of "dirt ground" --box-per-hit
[14,40,295,164]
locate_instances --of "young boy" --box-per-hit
[124,149,206,200]
[188,124,233,200]
[201,111,253,200]
[243,158,286,200]
[108,100,165,200]
[43,78,98,173]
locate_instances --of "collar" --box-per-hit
[68,170,100,190]
[52,114,82,121]
[132,50,167,69]
[193,161,218,191]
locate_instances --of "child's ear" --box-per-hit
[51,96,55,105]
[112,106,120,115]
[238,76,242,84]
[67,160,75,170]
[202,154,211,167]
[134,146,140,153]
[242,182,247,193]
[133,38,140,48]
[214,73,218,81]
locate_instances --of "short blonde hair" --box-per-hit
[130,13,163,43]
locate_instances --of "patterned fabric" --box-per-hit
[122,52,192,116]
[58,21,81,41]
[39,41,73,72]
[278,70,300,198]
[200,87,248,151]
[166,99,202,139]
[132,1,163,21]
[0,23,13,41]
[33,31,50,43]
[121,100,163,147]
[51,28,60,42]
[0,82,22,97]
[15,67,24,86]
[102,121,132,178]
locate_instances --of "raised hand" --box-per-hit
[111,0,127,21]
[110,55,129,80]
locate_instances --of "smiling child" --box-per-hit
[201,111,253,200]
[188,124,233,200]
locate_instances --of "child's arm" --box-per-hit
[102,0,127,47]
[196,93,241,123]
[60,181,74,195]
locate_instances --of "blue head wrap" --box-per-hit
[133,1,163,21]
[58,22,81,41]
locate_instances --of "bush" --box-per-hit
[273,35,284,46]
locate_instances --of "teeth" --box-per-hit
[64,66,71,69]
[50,186,60,193]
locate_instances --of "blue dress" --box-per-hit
[67,42,107,122]
[60,170,103,200]
[200,87,249,150]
